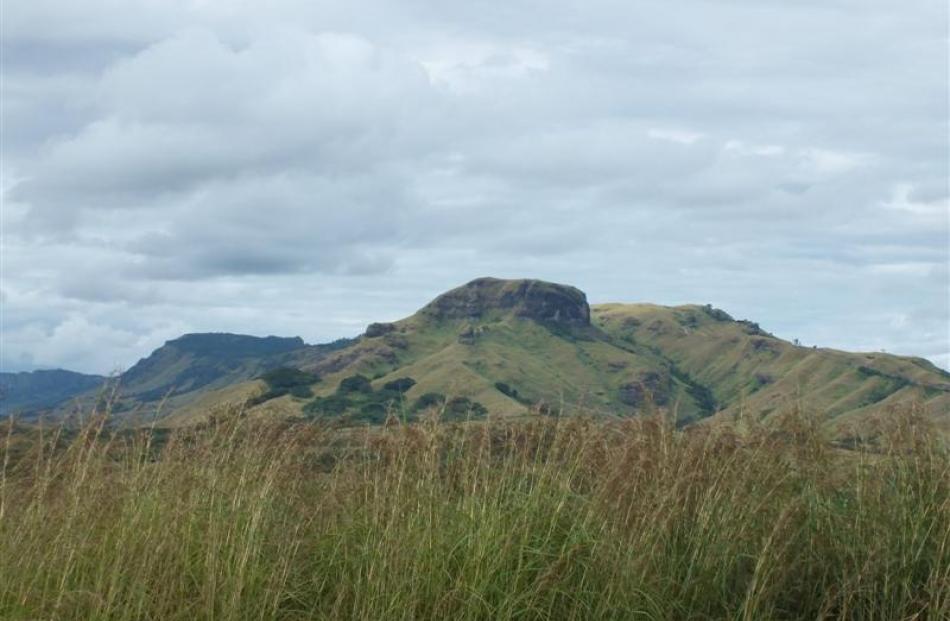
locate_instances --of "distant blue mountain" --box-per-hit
[0,369,107,416]
[1,332,353,419]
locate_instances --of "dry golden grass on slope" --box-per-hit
[1,403,948,620]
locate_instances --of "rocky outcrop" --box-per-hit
[420,278,591,327]
[365,322,397,338]
[619,370,672,407]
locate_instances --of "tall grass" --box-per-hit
[0,406,947,620]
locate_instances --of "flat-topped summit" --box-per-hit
[420,277,591,327]
[166,333,305,357]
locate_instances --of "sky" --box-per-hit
[2,0,948,374]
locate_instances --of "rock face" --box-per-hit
[619,370,672,407]
[365,322,397,338]
[421,278,591,327]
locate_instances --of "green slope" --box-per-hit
[592,303,950,433]
[202,278,713,425]
[48,277,944,433]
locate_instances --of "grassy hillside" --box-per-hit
[1,407,947,620]
[189,279,715,427]
[213,280,947,435]
[593,303,950,433]
[17,278,945,434]
[44,334,354,423]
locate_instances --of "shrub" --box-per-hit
[356,402,388,424]
[304,395,350,417]
[372,388,406,406]
[701,304,734,322]
[494,381,518,399]
[443,397,488,421]
[383,377,416,393]
[413,392,446,412]
[288,385,313,399]
[338,374,373,395]
[260,367,319,390]
[248,367,320,406]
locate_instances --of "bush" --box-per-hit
[288,385,313,399]
[413,392,446,412]
[443,397,488,421]
[338,374,373,395]
[372,389,406,406]
[260,367,319,389]
[494,381,518,399]
[304,395,349,417]
[356,402,388,424]
[383,377,416,393]
[248,367,320,406]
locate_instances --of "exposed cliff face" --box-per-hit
[419,278,591,327]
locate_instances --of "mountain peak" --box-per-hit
[420,277,591,327]
[165,333,305,357]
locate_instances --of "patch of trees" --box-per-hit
[248,367,320,406]
[737,320,771,337]
[494,381,536,407]
[303,373,489,425]
[383,377,416,393]
[700,304,733,322]
[494,381,519,399]
[443,397,488,421]
[412,392,446,411]
[306,374,399,423]
[668,363,717,418]
[855,366,912,406]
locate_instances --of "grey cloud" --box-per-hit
[2,0,947,373]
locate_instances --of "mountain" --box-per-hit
[592,303,950,432]
[39,333,352,421]
[176,277,948,434]
[0,369,107,417]
[10,278,948,433]
[118,333,308,401]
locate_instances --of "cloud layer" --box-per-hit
[3,0,948,373]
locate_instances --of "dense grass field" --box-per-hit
[1,406,947,620]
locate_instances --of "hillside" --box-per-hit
[45,333,353,421]
[592,303,950,432]
[175,277,947,434]
[0,369,107,417]
[10,278,947,433]
[166,278,715,426]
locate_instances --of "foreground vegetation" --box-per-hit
[1,406,948,620]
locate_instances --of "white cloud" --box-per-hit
[647,128,704,145]
[798,148,875,175]
[723,140,784,157]
[882,183,950,218]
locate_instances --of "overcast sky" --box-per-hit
[2,0,948,374]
